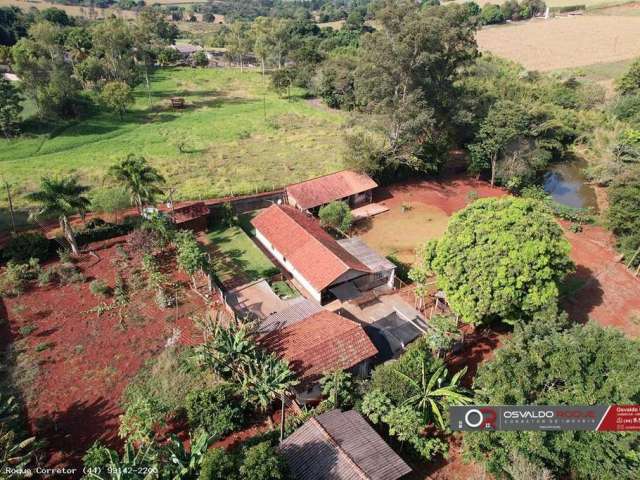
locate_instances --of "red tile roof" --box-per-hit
[286,170,378,210]
[251,205,370,291]
[260,310,378,383]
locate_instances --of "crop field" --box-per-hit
[0,0,137,18]
[476,15,640,71]
[0,67,346,221]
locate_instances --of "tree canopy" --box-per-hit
[465,320,640,479]
[411,197,574,325]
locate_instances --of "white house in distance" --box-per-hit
[286,170,378,213]
[251,204,395,304]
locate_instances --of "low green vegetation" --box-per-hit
[0,67,345,214]
[207,223,278,283]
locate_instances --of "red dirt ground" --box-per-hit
[375,176,507,216]
[560,221,640,338]
[0,240,207,472]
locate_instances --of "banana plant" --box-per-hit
[162,430,213,480]
[395,361,473,430]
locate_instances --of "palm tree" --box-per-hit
[395,361,472,430]
[26,176,90,255]
[108,155,165,214]
[240,352,298,414]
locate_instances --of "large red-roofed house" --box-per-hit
[286,170,378,212]
[251,205,395,303]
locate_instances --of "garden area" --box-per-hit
[206,222,279,288]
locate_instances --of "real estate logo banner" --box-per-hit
[449,405,640,431]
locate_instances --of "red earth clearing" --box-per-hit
[0,239,207,472]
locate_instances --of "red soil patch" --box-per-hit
[0,240,207,471]
[561,222,640,338]
[375,176,507,216]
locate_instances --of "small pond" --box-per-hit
[543,159,598,210]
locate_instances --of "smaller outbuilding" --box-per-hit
[286,170,378,213]
[280,409,412,480]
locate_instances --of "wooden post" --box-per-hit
[4,181,16,236]
[279,392,286,443]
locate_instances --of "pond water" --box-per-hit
[543,159,598,210]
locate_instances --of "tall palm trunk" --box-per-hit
[60,215,79,255]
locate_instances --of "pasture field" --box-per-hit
[476,15,640,71]
[0,67,346,216]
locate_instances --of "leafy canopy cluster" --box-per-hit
[465,320,640,479]
[193,318,298,414]
[318,200,353,233]
[361,338,471,461]
[411,197,574,325]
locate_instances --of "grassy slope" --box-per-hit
[0,67,345,223]
[207,224,278,283]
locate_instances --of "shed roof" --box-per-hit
[251,205,370,292]
[260,310,377,383]
[280,409,412,480]
[286,170,378,210]
[259,298,324,333]
[337,237,395,273]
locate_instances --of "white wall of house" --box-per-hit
[254,229,323,303]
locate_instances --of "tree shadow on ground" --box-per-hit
[560,265,605,325]
[35,397,121,469]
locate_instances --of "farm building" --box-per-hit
[280,409,412,480]
[170,43,204,59]
[169,202,209,232]
[251,205,395,304]
[260,300,378,401]
[286,170,378,212]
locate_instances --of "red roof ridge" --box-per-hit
[286,169,362,188]
[280,206,369,275]
[253,205,370,290]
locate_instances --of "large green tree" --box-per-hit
[0,77,23,138]
[108,155,165,213]
[26,176,90,255]
[348,0,478,174]
[12,21,80,118]
[465,321,640,479]
[411,197,574,325]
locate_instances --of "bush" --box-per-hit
[90,279,111,297]
[199,448,237,480]
[480,4,505,24]
[185,384,245,439]
[318,201,353,233]
[0,260,39,296]
[607,180,640,267]
[72,221,134,247]
[19,325,36,336]
[123,346,217,424]
[238,441,287,480]
[37,267,56,286]
[55,263,85,285]
[2,232,52,263]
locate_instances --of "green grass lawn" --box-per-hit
[207,223,278,284]
[0,67,346,227]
